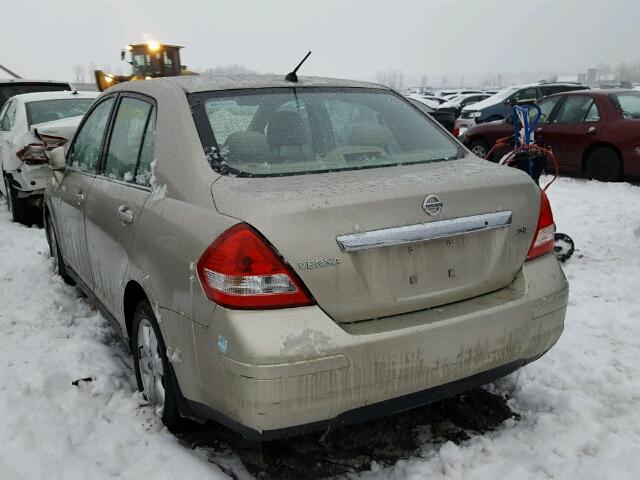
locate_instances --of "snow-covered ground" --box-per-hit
[1,177,639,479]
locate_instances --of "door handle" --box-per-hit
[586,126,597,135]
[75,192,85,206]
[117,205,134,224]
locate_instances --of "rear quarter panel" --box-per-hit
[602,118,640,176]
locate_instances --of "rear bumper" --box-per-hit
[186,358,530,441]
[7,164,50,194]
[185,253,568,439]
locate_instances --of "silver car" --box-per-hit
[44,75,568,440]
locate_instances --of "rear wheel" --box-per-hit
[469,139,490,159]
[5,178,34,225]
[132,300,185,432]
[585,147,622,182]
[45,214,75,285]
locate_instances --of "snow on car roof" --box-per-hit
[0,79,71,85]
[111,74,388,94]
[9,90,99,103]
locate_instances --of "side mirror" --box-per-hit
[49,146,66,171]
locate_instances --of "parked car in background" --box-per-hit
[0,79,72,111]
[458,82,589,129]
[436,89,486,99]
[462,89,640,181]
[406,93,447,109]
[44,75,567,440]
[437,93,491,117]
[407,96,457,134]
[0,90,98,223]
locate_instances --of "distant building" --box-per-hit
[556,75,580,83]
[586,68,598,85]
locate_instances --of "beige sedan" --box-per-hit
[44,75,568,440]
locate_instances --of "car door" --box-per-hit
[84,94,156,315]
[53,96,117,286]
[536,94,604,172]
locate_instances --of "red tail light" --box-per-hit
[452,127,460,137]
[17,144,48,165]
[527,190,555,261]
[196,223,315,309]
[39,134,67,151]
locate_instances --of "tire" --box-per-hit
[132,300,185,432]
[44,213,75,285]
[585,147,622,182]
[469,139,490,159]
[4,177,13,212]
[5,178,34,225]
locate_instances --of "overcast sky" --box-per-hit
[2,0,638,85]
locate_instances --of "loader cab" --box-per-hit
[124,43,183,78]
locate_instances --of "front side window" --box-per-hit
[534,96,563,123]
[25,98,95,127]
[192,88,461,177]
[103,97,154,182]
[554,95,595,123]
[610,93,640,119]
[68,97,115,173]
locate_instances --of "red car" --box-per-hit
[462,89,640,181]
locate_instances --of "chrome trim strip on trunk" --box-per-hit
[336,211,513,252]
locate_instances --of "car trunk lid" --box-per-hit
[212,157,541,323]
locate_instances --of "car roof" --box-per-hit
[562,88,635,96]
[9,90,98,103]
[543,89,634,100]
[0,79,71,86]
[499,82,587,90]
[109,74,388,95]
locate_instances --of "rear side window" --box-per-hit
[610,93,640,119]
[512,88,538,102]
[554,95,595,123]
[25,98,94,127]
[0,83,70,110]
[136,109,157,185]
[103,97,154,183]
[192,87,461,177]
[68,97,115,173]
[0,100,16,131]
[584,102,601,122]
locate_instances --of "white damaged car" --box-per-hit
[0,90,98,223]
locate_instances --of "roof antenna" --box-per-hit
[0,63,22,79]
[285,51,311,83]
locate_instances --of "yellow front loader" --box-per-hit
[95,42,197,92]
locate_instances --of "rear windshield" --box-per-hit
[0,83,70,110]
[25,98,95,127]
[610,92,640,119]
[190,87,461,177]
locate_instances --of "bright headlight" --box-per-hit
[470,111,482,118]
